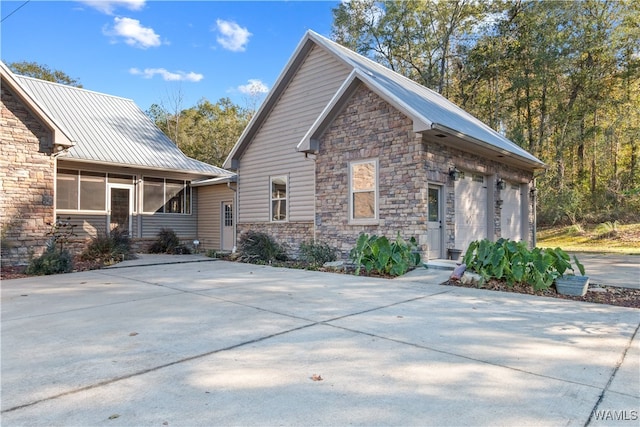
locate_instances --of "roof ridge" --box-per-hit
[14,74,136,103]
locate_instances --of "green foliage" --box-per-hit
[8,61,82,87]
[82,228,132,264]
[463,239,585,291]
[349,232,420,277]
[238,231,288,264]
[148,228,191,254]
[26,244,73,276]
[298,241,338,267]
[594,221,619,239]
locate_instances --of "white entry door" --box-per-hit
[221,201,234,251]
[427,185,443,259]
[454,172,488,253]
[108,184,134,234]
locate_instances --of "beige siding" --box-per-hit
[197,184,235,251]
[238,45,350,223]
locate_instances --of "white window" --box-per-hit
[270,176,288,222]
[350,159,378,221]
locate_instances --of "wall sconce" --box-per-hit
[496,199,503,208]
[496,178,506,190]
[530,188,537,198]
[449,167,460,182]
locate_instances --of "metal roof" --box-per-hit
[14,74,231,177]
[307,32,545,168]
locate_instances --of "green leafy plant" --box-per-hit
[26,241,73,275]
[299,241,338,267]
[82,228,132,264]
[349,232,420,277]
[148,228,191,254]
[463,239,585,291]
[238,231,288,264]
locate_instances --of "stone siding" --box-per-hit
[315,84,428,259]
[236,222,314,259]
[1,84,56,266]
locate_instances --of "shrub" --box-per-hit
[349,232,420,277]
[82,228,132,264]
[26,243,73,275]
[148,228,191,254]
[463,238,585,291]
[238,231,288,264]
[299,241,338,267]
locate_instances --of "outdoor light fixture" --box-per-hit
[449,167,460,181]
[497,178,506,190]
[193,239,200,253]
[496,199,504,208]
[530,187,537,198]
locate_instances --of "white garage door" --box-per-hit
[454,172,488,253]
[501,183,523,241]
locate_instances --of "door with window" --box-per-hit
[109,184,134,234]
[222,201,234,251]
[427,185,443,259]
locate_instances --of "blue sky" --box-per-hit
[1,0,339,111]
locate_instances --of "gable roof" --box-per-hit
[7,67,230,177]
[1,61,75,149]
[224,30,545,171]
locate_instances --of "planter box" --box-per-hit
[555,275,590,296]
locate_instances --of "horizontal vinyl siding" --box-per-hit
[140,187,198,239]
[197,184,235,251]
[238,46,350,223]
[57,214,108,239]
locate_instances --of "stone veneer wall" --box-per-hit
[315,84,429,259]
[236,222,314,259]
[1,84,56,266]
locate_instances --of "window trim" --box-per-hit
[270,175,288,222]
[349,158,379,224]
[142,176,192,215]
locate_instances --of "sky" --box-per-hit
[1,0,339,111]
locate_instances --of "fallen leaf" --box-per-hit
[108,414,120,420]
[129,332,138,337]
[311,374,323,381]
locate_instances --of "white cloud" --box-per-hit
[130,68,204,82]
[106,17,161,49]
[237,79,269,96]
[78,0,145,15]
[215,19,251,52]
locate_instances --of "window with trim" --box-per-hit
[350,159,377,221]
[143,177,191,214]
[56,169,106,211]
[270,176,287,221]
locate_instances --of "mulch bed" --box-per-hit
[442,278,640,309]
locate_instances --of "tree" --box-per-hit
[148,97,250,167]
[7,61,82,87]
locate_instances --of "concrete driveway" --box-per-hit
[1,259,638,426]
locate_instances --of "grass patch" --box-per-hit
[537,223,640,254]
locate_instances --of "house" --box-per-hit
[223,30,545,260]
[0,61,235,266]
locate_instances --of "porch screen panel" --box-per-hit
[56,170,78,210]
[165,179,187,214]
[80,172,106,210]
[143,178,164,213]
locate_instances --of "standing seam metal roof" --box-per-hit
[14,75,231,177]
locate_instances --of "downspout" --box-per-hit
[227,179,238,253]
[531,177,537,248]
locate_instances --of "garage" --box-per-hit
[454,172,488,253]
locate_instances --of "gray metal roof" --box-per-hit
[14,75,231,177]
[307,32,544,168]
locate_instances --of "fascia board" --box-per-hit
[0,62,75,147]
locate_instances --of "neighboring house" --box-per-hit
[224,30,545,260]
[0,61,235,266]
